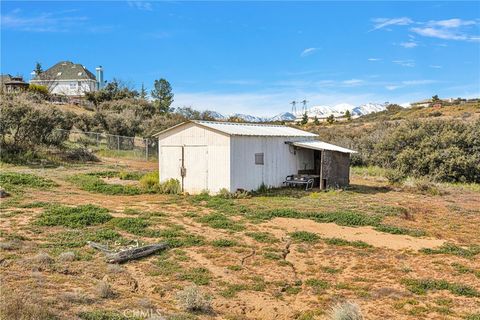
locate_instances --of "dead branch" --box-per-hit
[88,242,168,264]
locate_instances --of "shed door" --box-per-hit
[184,146,208,193]
[160,146,182,182]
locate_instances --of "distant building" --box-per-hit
[411,99,432,108]
[29,61,104,97]
[0,74,29,93]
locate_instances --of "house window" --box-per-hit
[255,153,264,165]
[69,82,77,89]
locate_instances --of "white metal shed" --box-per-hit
[154,120,355,194]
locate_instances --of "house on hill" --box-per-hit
[154,120,356,194]
[0,74,29,93]
[29,61,104,97]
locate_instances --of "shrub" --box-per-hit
[313,119,480,183]
[176,285,212,312]
[37,204,112,228]
[158,178,181,194]
[0,290,57,320]
[329,301,363,320]
[33,252,54,266]
[96,280,115,299]
[385,169,406,185]
[58,251,76,262]
[28,83,49,96]
[0,94,75,162]
[139,171,159,189]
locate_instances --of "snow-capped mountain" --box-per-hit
[205,102,392,122]
[207,111,227,120]
[230,113,267,122]
[269,112,296,122]
[351,103,388,116]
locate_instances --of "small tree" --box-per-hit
[432,95,440,102]
[326,114,335,124]
[301,112,308,125]
[345,110,352,121]
[34,62,43,76]
[151,78,174,114]
[313,116,320,125]
[140,83,148,100]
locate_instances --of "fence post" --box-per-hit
[145,138,149,161]
[117,135,120,151]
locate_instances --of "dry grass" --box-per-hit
[0,157,478,319]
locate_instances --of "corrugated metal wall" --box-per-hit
[230,136,315,191]
[157,123,230,193]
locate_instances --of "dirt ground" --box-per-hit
[0,157,479,320]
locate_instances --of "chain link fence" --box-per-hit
[55,129,158,161]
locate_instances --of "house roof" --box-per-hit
[155,120,318,137]
[292,141,357,154]
[32,61,96,81]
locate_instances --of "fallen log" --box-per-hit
[88,242,169,264]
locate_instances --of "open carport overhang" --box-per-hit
[289,141,357,154]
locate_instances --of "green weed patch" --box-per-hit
[289,231,320,243]
[0,172,57,193]
[421,243,480,258]
[68,174,142,195]
[323,237,372,249]
[37,204,112,228]
[196,213,245,231]
[402,278,479,297]
[245,231,278,243]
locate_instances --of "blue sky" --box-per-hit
[1,1,479,116]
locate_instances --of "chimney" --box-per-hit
[95,66,104,90]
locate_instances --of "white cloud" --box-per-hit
[386,79,438,90]
[401,80,437,85]
[300,48,317,57]
[368,58,381,61]
[428,18,476,28]
[429,65,443,69]
[371,17,413,31]
[342,79,364,86]
[411,27,468,40]
[399,41,418,48]
[392,60,415,67]
[386,85,401,91]
[127,1,153,11]
[1,10,88,32]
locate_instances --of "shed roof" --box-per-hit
[155,120,318,137]
[292,141,357,154]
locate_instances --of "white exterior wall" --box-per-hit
[230,136,316,191]
[157,123,230,194]
[30,79,97,96]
